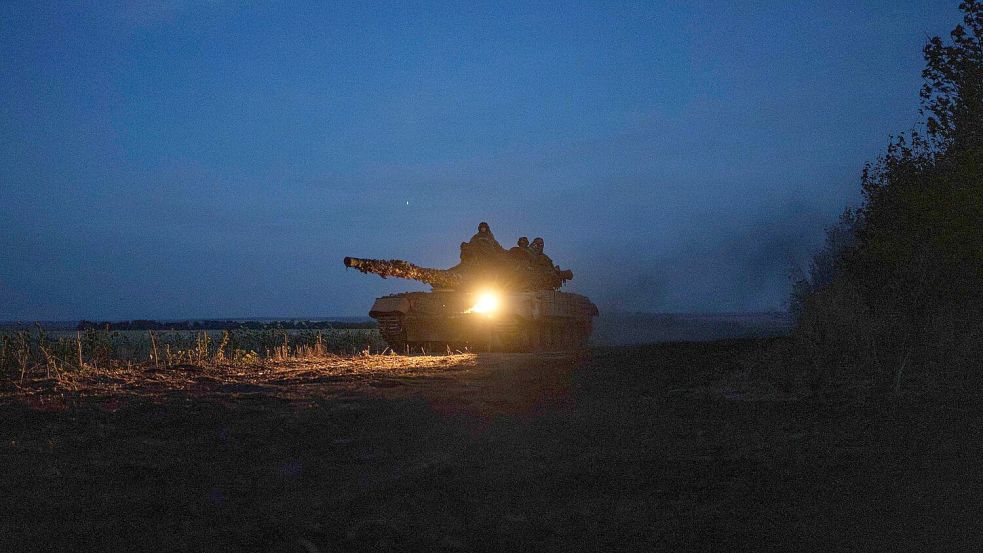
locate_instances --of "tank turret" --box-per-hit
[344,251,572,292]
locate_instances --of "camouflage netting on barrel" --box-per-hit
[343,257,465,290]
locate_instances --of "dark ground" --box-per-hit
[2,340,981,552]
[590,312,789,345]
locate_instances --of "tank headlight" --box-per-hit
[470,291,500,315]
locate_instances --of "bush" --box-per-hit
[792,1,983,394]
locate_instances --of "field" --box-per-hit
[2,339,980,552]
[0,312,788,378]
[0,328,388,378]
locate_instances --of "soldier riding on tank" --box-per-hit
[508,236,533,265]
[529,237,556,270]
[460,221,505,264]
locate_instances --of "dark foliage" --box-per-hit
[920,1,983,151]
[793,1,983,393]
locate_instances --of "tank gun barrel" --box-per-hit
[343,257,463,289]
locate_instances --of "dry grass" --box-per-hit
[4,353,482,409]
[0,327,388,384]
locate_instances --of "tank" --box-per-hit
[343,231,598,353]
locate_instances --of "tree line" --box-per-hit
[790,0,983,394]
[75,319,377,331]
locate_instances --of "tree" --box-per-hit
[792,1,983,393]
[920,0,983,153]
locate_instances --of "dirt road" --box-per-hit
[2,341,981,552]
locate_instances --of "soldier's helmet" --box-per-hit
[478,222,490,233]
[531,237,544,253]
[517,236,529,247]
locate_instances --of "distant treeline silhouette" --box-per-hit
[76,319,377,331]
[786,0,983,395]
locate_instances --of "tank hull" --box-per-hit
[368,290,598,353]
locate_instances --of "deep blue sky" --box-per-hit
[0,1,959,319]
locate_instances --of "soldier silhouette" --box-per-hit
[460,221,504,264]
[508,236,534,264]
[470,222,503,250]
[530,237,555,269]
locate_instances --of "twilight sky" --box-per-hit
[0,1,960,320]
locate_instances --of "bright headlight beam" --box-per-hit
[470,291,500,314]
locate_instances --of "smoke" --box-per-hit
[584,198,830,313]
